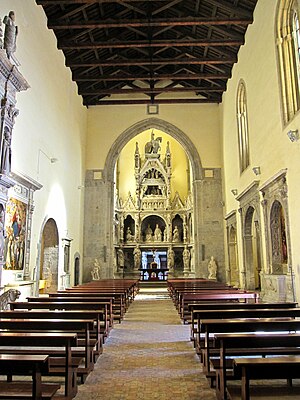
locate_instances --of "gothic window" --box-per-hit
[276,0,300,124]
[236,80,250,173]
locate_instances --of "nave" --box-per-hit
[73,285,217,400]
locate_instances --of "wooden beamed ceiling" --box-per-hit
[36,0,258,106]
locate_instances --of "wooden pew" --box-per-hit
[189,302,298,341]
[0,332,77,398]
[232,355,300,400]
[27,296,113,329]
[192,307,300,352]
[214,333,300,400]
[179,291,259,322]
[0,354,60,400]
[200,319,300,399]
[0,309,105,358]
[0,318,95,381]
[56,291,126,321]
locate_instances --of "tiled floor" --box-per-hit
[73,287,217,400]
[73,287,300,400]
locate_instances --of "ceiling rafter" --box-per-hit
[66,55,237,67]
[48,16,253,29]
[36,0,257,105]
[58,38,243,49]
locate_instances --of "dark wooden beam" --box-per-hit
[58,38,244,50]
[78,86,225,95]
[73,72,230,81]
[48,17,253,29]
[205,0,254,18]
[84,98,221,106]
[66,56,237,67]
[37,0,171,4]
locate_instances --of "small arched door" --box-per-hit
[40,218,59,293]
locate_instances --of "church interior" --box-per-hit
[0,0,300,399]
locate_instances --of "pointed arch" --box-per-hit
[103,118,203,182]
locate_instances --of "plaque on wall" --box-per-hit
[4,197,26,270]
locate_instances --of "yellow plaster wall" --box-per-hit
[117,129,190,202]
[222,0,300,296]
[1,1,87,282]
[87,103,222,170]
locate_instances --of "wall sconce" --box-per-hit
[252,166,261,176]
[231,189,238,196]
[287,129,299,142]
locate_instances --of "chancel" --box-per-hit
[0,1,299,399]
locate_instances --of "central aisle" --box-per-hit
[74,287,217,400]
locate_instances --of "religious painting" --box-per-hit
[4,197,27,270]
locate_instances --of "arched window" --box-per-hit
[276,0,300,124]
[236,80,250,173]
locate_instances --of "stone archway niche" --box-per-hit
[39,218,59,293]
[83,118,225,281]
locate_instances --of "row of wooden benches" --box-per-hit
[169,278,300,400]
[0,278,139,400]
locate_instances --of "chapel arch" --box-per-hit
[270,200,288,273]
[244,206,262,290]
[39,218,59,293]
[104,118,203,182]
[229,226,239,287]
[102,118,204,277]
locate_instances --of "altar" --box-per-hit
[139,268,168,281]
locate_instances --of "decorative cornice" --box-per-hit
[225,210,236,220]
[236,180,260,201]
[10,170,43,191]
[259,169,287,192]
[0,50,30,93]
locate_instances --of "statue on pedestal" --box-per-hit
[145,224,153,241]
[173,225,180,242]
[154,224,162,242]
[208,256,218,280]
[183,246,190,271]
[126,227,134,242]
[167,246,175,272]
[91,259,101,280]
[117,248,124,271]
[3,11,18,59]
[1,127,12,174]
[133,245,141,270]
[0,18,3,49]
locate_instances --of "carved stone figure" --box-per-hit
[126,227,134,242]
[133,245,141,270]
[145,131,162,155]
[0,207,5,259]
[153,250,161,268]
[3,11,18,59]
[0,18,3,49]
[117,248,124,270]
[145,224,153,241]
[91,259,101,280]
[208,256,217,280]
[167,246,175,272]
[183,246,190,271]
[154,224,162,242]
[1,127,12,174]
[173,225,180,242]
[142,252,148,269]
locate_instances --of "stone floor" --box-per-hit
[73,286,300,400]
[73,287,217,400]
